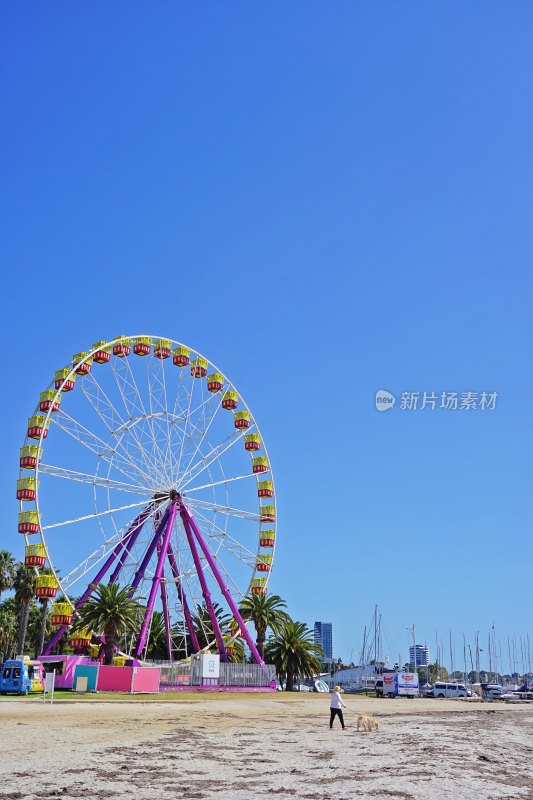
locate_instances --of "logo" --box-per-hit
[402,674,413,681]
[384,676,394,684]
[375,389,396,412]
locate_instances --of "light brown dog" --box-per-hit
[356,714,379,732]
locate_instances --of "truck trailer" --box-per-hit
[377,671,419,698]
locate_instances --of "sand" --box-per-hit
[0,694,532,800]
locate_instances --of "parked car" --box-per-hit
[432,682,468,698]
[375,678,384,698]
[481,684,503,700]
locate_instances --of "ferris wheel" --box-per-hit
[17,336,276,663]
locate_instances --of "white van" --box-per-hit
[432,682,468,698]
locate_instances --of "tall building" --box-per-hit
[409,644,429,667]
[314,621,333,661]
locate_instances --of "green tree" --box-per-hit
[0,599,18,661]
[13,564,36,655]
[74,583,141,665]
[418,661,449,684]
[0,551,16,602]
[145,610,168,660]
[265,619,323,691]
[191,602,231,652]
[239,593,289,660]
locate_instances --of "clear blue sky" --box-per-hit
[1,2,532,670]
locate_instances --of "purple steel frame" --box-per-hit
[167,542,200,653]
[42,496,266,668]
[156,540,173,660]
[134,501,178,657]
[180,510,228,660]
[180,502,265,666]
[41,503,154,656]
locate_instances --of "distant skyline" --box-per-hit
[1,3,531,663]
[314,622,333,662]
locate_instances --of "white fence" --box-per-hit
[145,660,276,688]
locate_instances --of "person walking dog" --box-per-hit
[330,685,347,730]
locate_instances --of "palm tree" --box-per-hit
[0,551,16,602]
[265,618,323,691]
[191,602,231,652]
[0,600,18,661]
[239,593,289,659]
[13,564,36,655]
[74,583,141,665]
[144,611,168,660]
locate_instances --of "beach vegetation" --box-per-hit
[73,583,142,665]
[239,593,290,659]
[13,563,36,655]
[0,551,16,602]
[265,618,323,691]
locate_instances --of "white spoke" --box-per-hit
[50,408,143,485]
[176,390,224,488]
[61,501,164,592]
[146,355,173,486]
[174,366,199,482]
[190,509,250,597]
[43,499,151,530]
[186,498,261,522]
[39,463,150,495]
[81,368,159,485]
[178,426,250,491]
[191,506,258,568]
[184,471,257,495]
[111,354,168,488]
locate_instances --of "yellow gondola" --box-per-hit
[51,602,74,626]
[256,554,273,572]
[24,544,46,567]
[18,510,41,534]
[19,445,42,470]
[35,575,58,599]
[172,346,190,366]
[133,336,152,356]
[39,390,61,413]
[27,415,49,440]
[259,530,275,547]
[234,411,251,429]
[72,352,93,375]
[112,337,131,357]
[244,433,261,451]
[190,357,208,378]
[251,577,267,596]
[260,505,275,522]
[154,338,172,359]
[257,480,273,498]
[222,391,238,410]
[16,477,39,501]
[54,368,76,392]
[207,373,224,392]
[92,341,111,364]
[252,456,269,474]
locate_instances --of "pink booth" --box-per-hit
[38,655,94,689]
[96,665,160,693]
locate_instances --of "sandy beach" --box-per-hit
[0,695,532,800]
